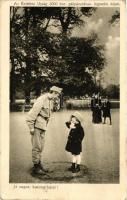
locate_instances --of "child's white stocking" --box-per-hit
[72,155,76,163]
[76,155,81,165]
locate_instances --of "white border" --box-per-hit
[0,1,126,199]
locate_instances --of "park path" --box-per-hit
[10,109,119,183]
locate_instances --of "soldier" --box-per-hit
[26,86,62,175]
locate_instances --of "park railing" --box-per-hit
[10,98,120,112]
[65,99,119,109]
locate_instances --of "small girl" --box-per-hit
[65,111,85,173]
[102,97,112,125]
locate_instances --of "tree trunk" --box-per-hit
[24,88,31,104]
[34,77,42,97]
[24,9,31,104]
[24,57,32,104]
[10,60,16,104]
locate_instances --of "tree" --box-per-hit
[10,7,23,103]
[104,84,120,99]
[109,10,120,25]
[10,7,53,103]
[49,7,96,36]
[10,7,106,101]
[42,33,105,96]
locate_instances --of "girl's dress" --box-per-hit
[65,122,84,155]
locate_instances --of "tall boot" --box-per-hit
[33,163,45,175]
[38,161,49,173]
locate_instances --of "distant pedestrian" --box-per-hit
[26,86,62,175]
[91,93,102,124]
[91,93,95,122]
[102,97,112,125]
[65,112,85,173]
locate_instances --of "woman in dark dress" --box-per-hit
[91,93,102,124]
[65,111,85,173]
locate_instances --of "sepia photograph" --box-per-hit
[9,6,121,184]
[9,6,120,184]
[1,0,127,198]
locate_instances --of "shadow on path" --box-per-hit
[30,162,89,183]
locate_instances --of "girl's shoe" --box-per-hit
[75,165,80,172]
[72,165,80,173]
[68,163,75,171]
[71,165,80,173]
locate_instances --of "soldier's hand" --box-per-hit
[30,129,34,135]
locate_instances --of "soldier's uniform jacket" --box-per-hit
[26,93,53,131]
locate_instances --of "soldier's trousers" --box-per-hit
[31,128,46,164]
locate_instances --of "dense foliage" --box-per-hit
[10,7,106,103]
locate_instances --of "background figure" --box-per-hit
[102,97,112,125]
[91,93,95,122]
[91,93,102,124]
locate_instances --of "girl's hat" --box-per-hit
[72,111,84,122]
